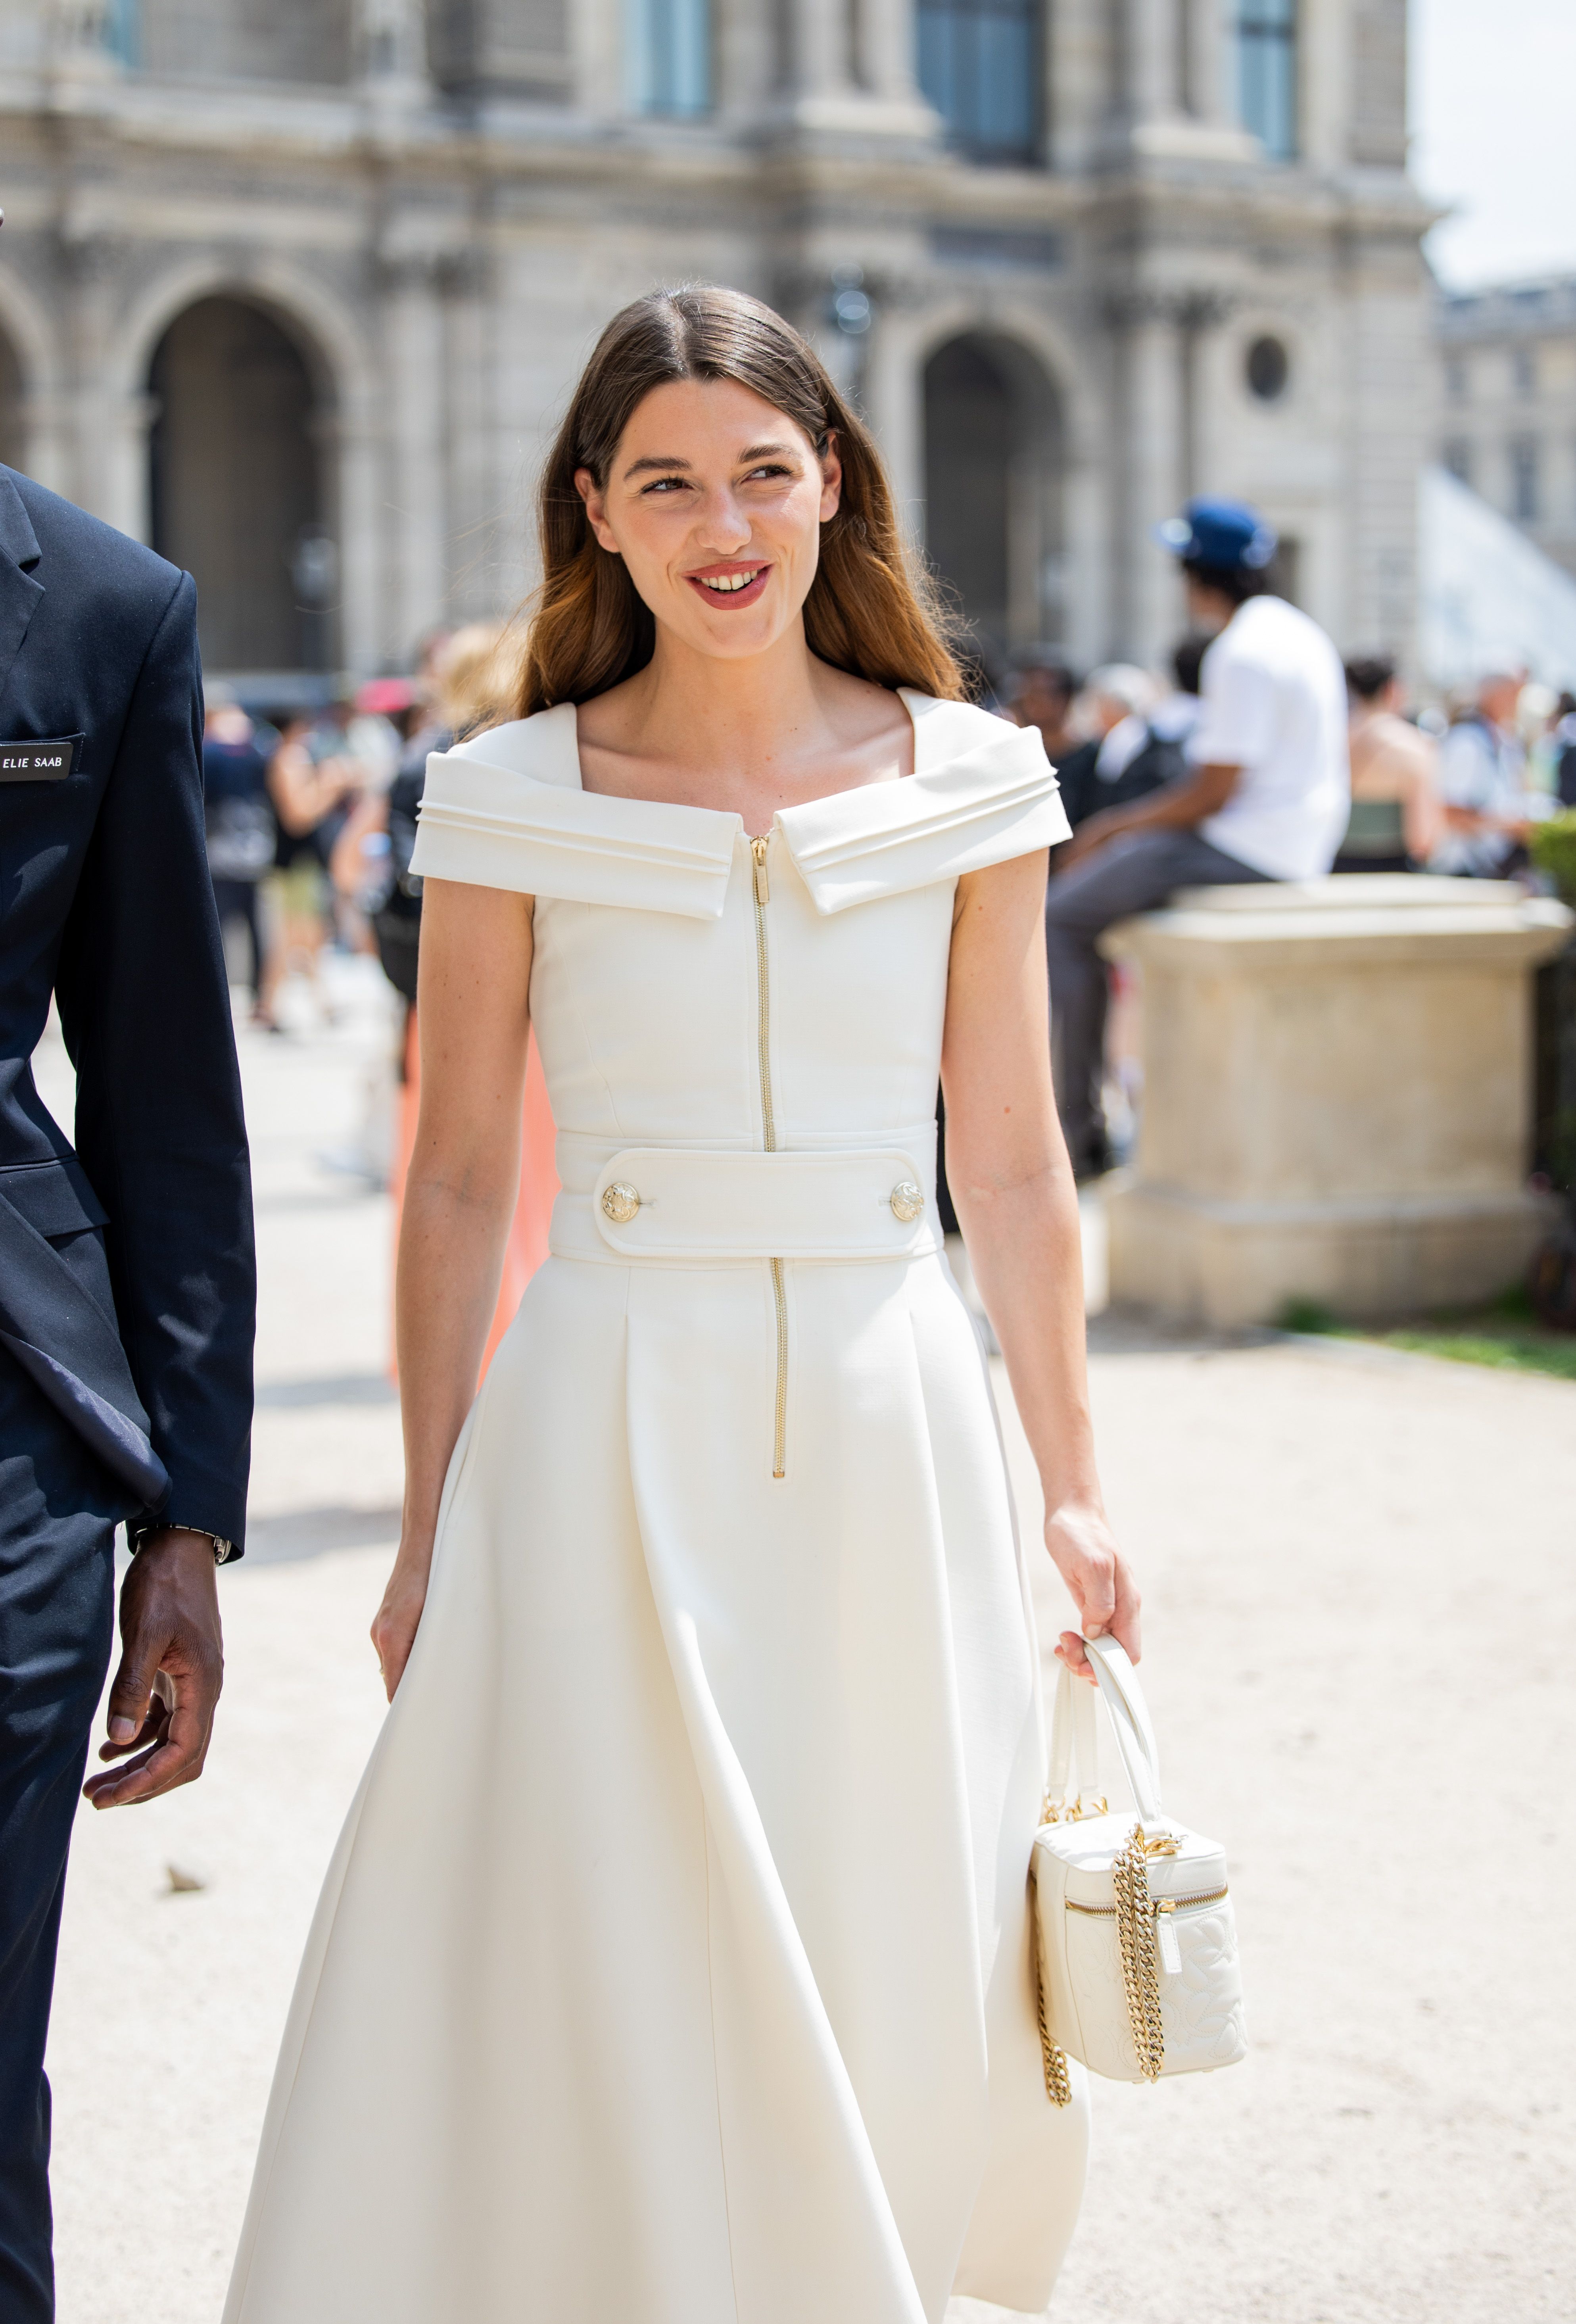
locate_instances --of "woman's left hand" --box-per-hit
[371,1554,431,1702]
[1044,1497,1141,1682]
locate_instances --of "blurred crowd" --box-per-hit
[200,618,556,1366]
[1004,647,1576,890]
[199,620,516,1033]
[201,623,1576,1039]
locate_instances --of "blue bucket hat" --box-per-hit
[1155,496,1278,572]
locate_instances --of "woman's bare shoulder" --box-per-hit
[810,659,913,748]
[572,676,648,754]
[1352,711,1437,795]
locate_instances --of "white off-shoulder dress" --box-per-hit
[223,690,1089,2324]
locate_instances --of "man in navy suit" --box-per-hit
[0,450,255,2318]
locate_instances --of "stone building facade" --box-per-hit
[0,0,1431,690]
[1435,278,1576,590]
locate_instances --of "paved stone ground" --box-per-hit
[38,964,1576,2324]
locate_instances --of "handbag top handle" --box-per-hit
[1049,1636,1165,1828]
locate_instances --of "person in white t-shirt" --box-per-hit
[1044,496,1350,1177]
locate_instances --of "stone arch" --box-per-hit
[145,290,342,674]
[920,325,1067,669]
[113,258,369,429]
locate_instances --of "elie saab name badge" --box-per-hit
[0,736,84,782]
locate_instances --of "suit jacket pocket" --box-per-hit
[0,1154,110,1239]
[0,1163,169,1506]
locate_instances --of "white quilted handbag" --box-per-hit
[1030,1634,1247,2102]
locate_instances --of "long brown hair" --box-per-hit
[516,285,965,715]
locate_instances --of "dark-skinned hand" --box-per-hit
[82,1528,225,1809]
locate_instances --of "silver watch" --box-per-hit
[127,1522,237,1566]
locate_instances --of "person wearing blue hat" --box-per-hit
[1044,495,1349,1178]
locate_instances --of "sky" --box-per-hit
[1410,0,1576,288]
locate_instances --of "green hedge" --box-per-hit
[1530,810,1576,905]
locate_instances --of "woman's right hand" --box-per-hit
[370,1553,431,1702]
[1044,1496,1142,1682]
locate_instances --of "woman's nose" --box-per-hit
[692,488,753,553]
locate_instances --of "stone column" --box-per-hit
[378,252,450,667]
[1121,0,1184,119]
[1132,0,1260,159]
[772,0,937,135]
[1046,0,1108,170]
[1103,879,1574,1327]
[862,306,922,534]
[1175,286,1233,502]
[1343,228,1430,670]
[355,0,429,98]
[17,378,72,500]
[335,387,383,678]
[781,0,853,98]
[855,0,924,104]
[569,0,624,115]
[1108,295,1186,663]
[1185,0,1238,125]
[103,389,157,546]
[54,232,133,529]
[438,244,497,625]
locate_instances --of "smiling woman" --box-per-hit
[223,284,1136,2324]
[519,284,963,713]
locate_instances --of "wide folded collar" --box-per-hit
[414,691,1065,918]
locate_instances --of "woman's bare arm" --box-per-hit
[370,875,534,1697]
[941,849,1140,1675]
[328,790,389,900]
[1398,730,1445,862]
[267,733,359,837]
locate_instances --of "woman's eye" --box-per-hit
[744,465,792,483]
[643,476,688,494]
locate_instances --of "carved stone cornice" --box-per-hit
[371,241,486,300]
[1100,286,1237,333]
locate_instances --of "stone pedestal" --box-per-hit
[1101,876,1574,1327]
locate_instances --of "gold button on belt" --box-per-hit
[889,1180,925,1223]
[600,1182,641,1225]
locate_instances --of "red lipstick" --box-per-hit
[683,561,772,610]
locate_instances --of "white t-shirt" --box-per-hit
[1188,596,1351,880]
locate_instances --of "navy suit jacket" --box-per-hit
[0,465,254,1552]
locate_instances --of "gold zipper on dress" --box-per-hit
[751,835,787,1481]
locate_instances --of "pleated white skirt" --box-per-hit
[223,1249,1088,2323]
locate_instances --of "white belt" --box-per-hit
[547,1145,939,1265]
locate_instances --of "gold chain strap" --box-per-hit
[1112,1822,1166,2083]
[1030,1878,1073,2107]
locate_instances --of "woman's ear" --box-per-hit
[818,432,843,524]
[574,468,620,555]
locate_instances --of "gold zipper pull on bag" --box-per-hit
[1154,1900,1182,1978]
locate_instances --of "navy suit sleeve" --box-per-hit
[54,572,255,1552]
